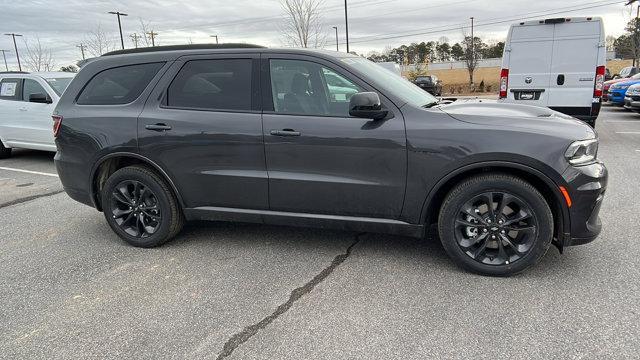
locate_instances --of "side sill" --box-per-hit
[184,206,425,238]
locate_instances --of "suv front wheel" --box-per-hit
[438,174,553,276]
[101,165,184,247]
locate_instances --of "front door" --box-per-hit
[262,56,407,219]
[138,54,268,211]
[20,78,56,148]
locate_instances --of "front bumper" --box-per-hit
[562,161,607,246]
[624,95,640,111]
[608,90,626,104]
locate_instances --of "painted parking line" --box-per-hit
[615,131,640,134]
[604,120,640,123]
[0,167,58,177]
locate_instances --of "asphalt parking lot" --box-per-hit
[1,105,639,359]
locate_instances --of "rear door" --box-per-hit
[137,53,268,211]
[547,19,602,110]
[505,24,554,106]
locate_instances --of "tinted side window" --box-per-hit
[23,79,48,101]
[0,78,21,101]
[166,59,252,111]
[77,62,164,105]
[270,59,362,117]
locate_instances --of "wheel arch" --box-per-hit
[421,161,570,245]
[90,152,184,212]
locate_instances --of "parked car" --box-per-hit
[498,17,606,127]
[603,70,640,101]
[623,83,640,112]
[54,44,606,276]
[613,66,640,79]
[607,78,640,106]
[0,71,75,158]
[413,75,442,96]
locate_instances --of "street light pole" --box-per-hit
[210,35,218,44]
[108,11,128,50]
[470,16,475,85]
[0,50,9,71]
[344,0,350,53]
[4,33,22,71]
[332,26,339,51]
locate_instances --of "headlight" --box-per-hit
[565,139,598,165]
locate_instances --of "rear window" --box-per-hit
[77,62,164,105]
[166,59,252,111]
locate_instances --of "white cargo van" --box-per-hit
[498,17,605,126]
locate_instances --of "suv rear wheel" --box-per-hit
[101,165,184,247]
[0,141,11,159]
[438,173,553,276]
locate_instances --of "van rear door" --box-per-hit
[546,19,603,115]
[505,23,554,106]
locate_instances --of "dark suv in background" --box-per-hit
[54,45,607,276]
[413,75,442,96]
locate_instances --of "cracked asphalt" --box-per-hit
[1,106,639,359]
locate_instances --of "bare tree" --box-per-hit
[23,35,55,72]
[84,24,117,57]
[279,0,326,48]
[138,18,153,47]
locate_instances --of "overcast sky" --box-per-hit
[0,0,633,70]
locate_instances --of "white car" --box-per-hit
[498,17,606,127]
[0,71,75,158]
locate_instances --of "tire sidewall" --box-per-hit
[101,167,174,248]
[439,176,553,276]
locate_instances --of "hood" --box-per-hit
[438,101,596,140]
[610,79,640,89]
[604,77,630,87]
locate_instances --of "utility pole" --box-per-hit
[147,30,158,47]
[470,16,475,85]
[108,11,128,50]
[332,26,339,51]
[210,35,218,44]
[76,44,86,60]
[0,50,9,71]
[4,33,22,71]
[344,0,350,53]
[130,33,140,48]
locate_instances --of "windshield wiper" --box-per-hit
[422,101,439,108]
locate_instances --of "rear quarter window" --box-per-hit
[0,78,22,101]
[77,62,164,105]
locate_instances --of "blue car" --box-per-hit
[608,79,640,105]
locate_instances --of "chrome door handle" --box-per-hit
[270,129,301,137]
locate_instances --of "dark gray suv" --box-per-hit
[53,44,607,276]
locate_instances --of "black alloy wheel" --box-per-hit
[438,174,553,276]
[454,192,537,266]
[110,180,162,238]
[102,165,184,248]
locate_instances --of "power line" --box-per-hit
[347,0,624,45]
[348,0,617,43]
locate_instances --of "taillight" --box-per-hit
[594,65,605,97]
[52,115,63,137]
[499,68,509,98]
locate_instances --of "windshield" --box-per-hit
[343,57,438,107]
[416,76,432,82]
[45,77,73,96]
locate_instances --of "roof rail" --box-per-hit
[0,71,29,74]
[102,43,266,56]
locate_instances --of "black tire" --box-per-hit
[0,141,12,159]
[438,173,553,276]
[101,165,184,248]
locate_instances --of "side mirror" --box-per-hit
[349,92,388,120]
[29,93,52,104]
